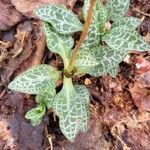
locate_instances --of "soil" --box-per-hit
[0,0,150,150]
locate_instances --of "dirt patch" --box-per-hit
[0,0,23,31]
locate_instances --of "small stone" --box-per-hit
[84,78,92,86]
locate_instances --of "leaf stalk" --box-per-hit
[68,0,96,66]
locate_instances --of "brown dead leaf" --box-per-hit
[131,89,150,111]
[0,0,23,31]
[135,56,150,74]
[142,71,150,87]
[0,117,17,150]
[11,0,67,18]
[111,113,150,150]
[67,0,77,9]
[129,74,150,111]
[144,33,150,43]
[0,20,46,149]
[0,92,45,150]
[30,21,46,66]
[0,41,12,66]
[124,127,150,150]
[11,21,32,58]
[0,20,45,86]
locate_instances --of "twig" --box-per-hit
[69,0,96,66]
[46,134,53,150]
[130,5,150,17]
[0,89,6,99]
[111,117,150,150]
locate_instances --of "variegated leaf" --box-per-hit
[43,22,74,52]
[112,17,142,29]
[102,26,150,51]
[106,0,130,21]
[80,0,107,50]
[74,85,90,132]
[25,103,46,125]
[43,22,73,68]
[82,0,90,19]
[31,117,43,126]
[96,1,108,34]
[53,77,90,142]
[8,65,61,94]
[94,46,128,77]
[74,50,99,67]
[75,46,127,77]
[36,81,56,109]
[34,5,83,34]
[107,66,119,77]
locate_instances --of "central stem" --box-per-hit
[63,76,75,98]
[68,0,96,66]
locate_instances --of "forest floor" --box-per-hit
[0,0,150,150]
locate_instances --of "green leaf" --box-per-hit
[106,0,130,21]
[80,0,107,50]
[108,66,119,78]
[112,17,142,29]
[102,26,150,51]
[36,81,56,109]
[75,46,127,77]
[53,77,90,142]
[43,22,73,68]
[25,103,46,121]
[8,65,61,94]
[82,0,90,19]
[74,50,99,67]
[34,5,83,34]
[43,22,74,52]
[96,1,108,34]
[31,118,43,126]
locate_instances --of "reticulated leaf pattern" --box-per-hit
[102,26,150,51]
[106,0,130,21]
[43,22,73,68]
[43,22,74,54]
[74,50,99,67]
[93,46,129,77]
[74,85,90,132]
[25,103,46,126]
[80,0,107,50]
[36,81,56,109]
[8,65,61,94]
[25,103,45,120]
[53,77,90,141]
[75,46,127,77]
[96,1,108,34]
[112,17,142,29]
[34,5,83,34]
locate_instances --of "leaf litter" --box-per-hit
[0,0,150,150]
[0,0,23,31]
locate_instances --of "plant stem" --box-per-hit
[69,0,96,66]
[60,49,70,69]
[63,76,75,98]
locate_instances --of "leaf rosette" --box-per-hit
[8,0,150,141]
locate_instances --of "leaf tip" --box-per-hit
[8,81,15,91]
